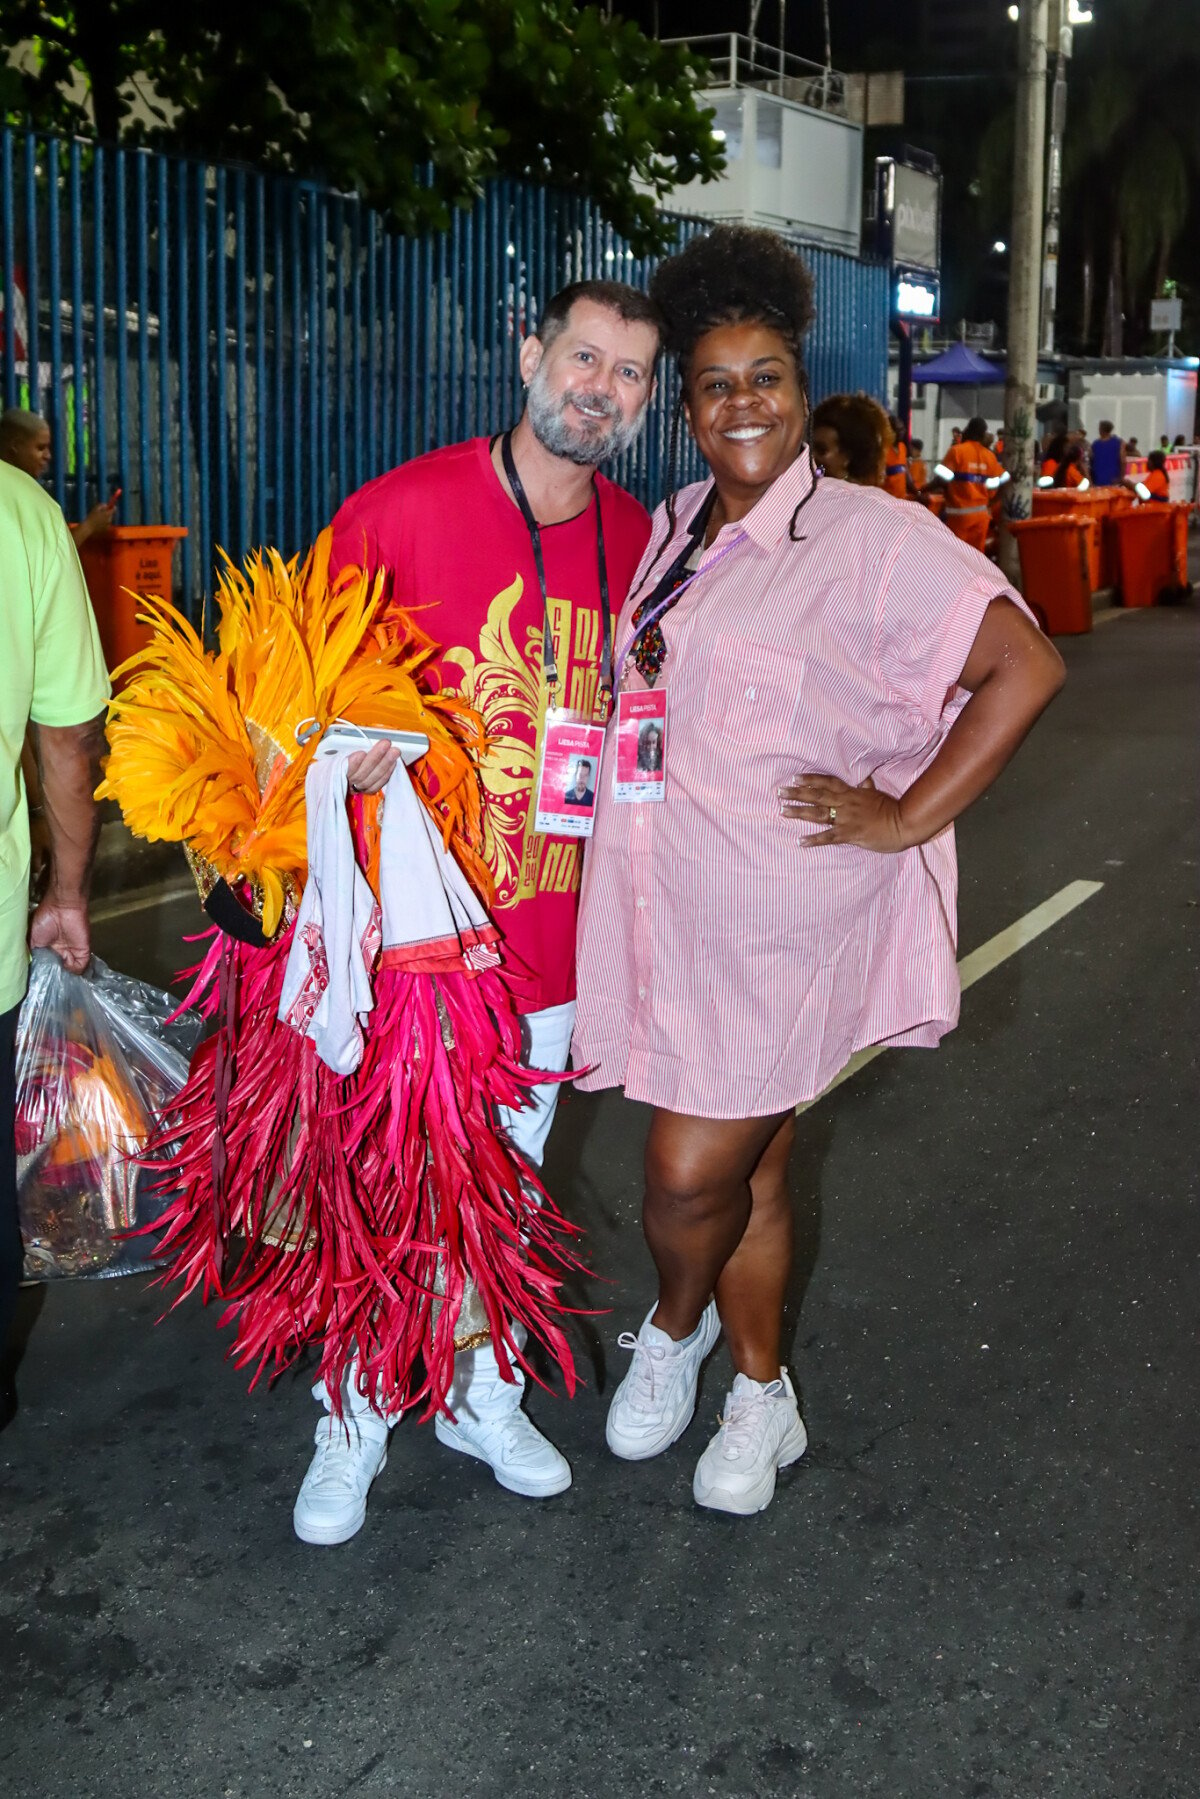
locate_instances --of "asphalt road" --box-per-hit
[2,604,1197,1799]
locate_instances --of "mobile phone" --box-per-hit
[316,724,429,767]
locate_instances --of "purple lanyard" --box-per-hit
[612,527,749,690]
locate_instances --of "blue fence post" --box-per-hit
[316,190,329,533]
[68,138,86,522]
[351,198,364,488]
[176,157,192,603]
[22,137,40,436]
[253,172,266,552]
[194,163,210,610]
[271,182,284,554]
[155,152,170,532]
[213,165,229,556]
[234,168,248,566]
[134,153,149,522]
[366,208,378,480]
[333,195,346,519]
[419,203,432,455]
[113,147,128,508]
[46,136,65,513]
[289,180,301,554]
[92,144,108,504]
[305,186,319,546]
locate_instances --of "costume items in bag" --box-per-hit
[98,531,583,1417]
[16,950,202,1279]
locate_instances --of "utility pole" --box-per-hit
[1039,1,1071,354]
[1002,0,1049,574]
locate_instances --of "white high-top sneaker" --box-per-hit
[606,1301,721,1461]
[435,1338,571,1498]
[692,1369,807,1516]
[293,1369,391,1546]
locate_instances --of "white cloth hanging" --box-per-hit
[279,748,500,1075]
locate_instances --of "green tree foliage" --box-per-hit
[2,0,723,249]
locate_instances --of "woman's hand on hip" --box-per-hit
[778,773,909,852]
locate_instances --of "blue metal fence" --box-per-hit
[0,126,889,617]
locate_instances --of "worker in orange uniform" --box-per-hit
[882,414,913,498]
[1038,433,1088,489]
[909,438,928,490]
[1124,448,1170,502]
[931,415,1008,552]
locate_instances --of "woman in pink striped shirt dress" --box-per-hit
[572,227,1065,1516]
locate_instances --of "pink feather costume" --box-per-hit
[100,536,584,1418]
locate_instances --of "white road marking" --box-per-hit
[1093,606,1139,626]
[90,880,198,924]
[796,878,1105,1115]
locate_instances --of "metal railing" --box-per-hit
[0,126,886,617]
[665,35,849,115]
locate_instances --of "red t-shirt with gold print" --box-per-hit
[329,437,652,1012]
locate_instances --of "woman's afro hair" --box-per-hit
[648,225,816,379]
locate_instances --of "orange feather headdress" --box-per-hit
[99,530,492,937]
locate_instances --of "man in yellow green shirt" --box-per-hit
[0,459,110,1399]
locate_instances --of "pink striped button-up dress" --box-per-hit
[572,451,1028,1119]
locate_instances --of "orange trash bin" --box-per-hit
[1030,486,1110,588]
[1008,515,1095,635]
[1099,487,1136,592]
[76,525,188,675]
[1112,504,1191,608]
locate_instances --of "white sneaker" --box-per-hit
[692,1369,807,1516]
[435,1406,572,1498]
[293,1411,390,1545]
[605,1301,721,1462]
[435,1339,571,1498]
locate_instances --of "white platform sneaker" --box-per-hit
[692,1369,807,1516]
[293,1386,391,1546]
[434,1341,571,1499]
[606,1301,721,1461]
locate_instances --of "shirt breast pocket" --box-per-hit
[701,639,806,741]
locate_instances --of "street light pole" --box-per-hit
[1002,0,1049,569]
[1039,2,1071,354]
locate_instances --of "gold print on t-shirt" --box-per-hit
[539,840,582,895]
[441,577,581,906]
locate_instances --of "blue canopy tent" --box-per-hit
[913,343,1007,460]
[913,343,1006,385]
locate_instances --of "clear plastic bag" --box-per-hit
[16,949,203,1280]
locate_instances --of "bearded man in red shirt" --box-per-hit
[292,280,662,1545]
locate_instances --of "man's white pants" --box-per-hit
[496,998,576,1172]
[322,998,576,1418]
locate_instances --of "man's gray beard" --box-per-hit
[525,363,646,467]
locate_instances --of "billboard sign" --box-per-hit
[876,158,941,277]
